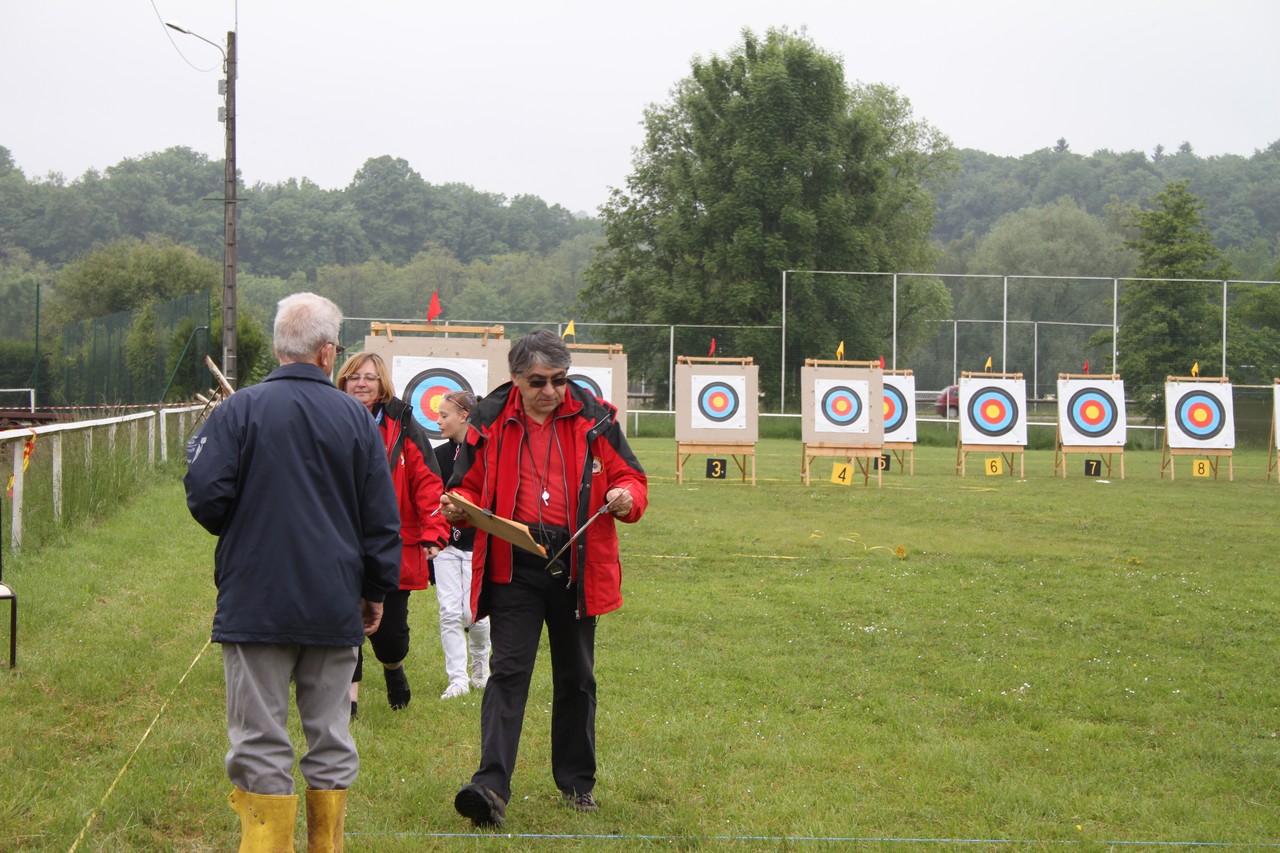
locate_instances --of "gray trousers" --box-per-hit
[222,643,359,795]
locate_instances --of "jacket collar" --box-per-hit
[264,362,335,385]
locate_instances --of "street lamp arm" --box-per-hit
[164,21,226,58]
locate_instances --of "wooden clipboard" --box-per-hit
[445,492,547,557]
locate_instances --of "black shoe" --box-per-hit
[384,666,411,710]
[350,700,358,719]
[455,783,506,827]
[561,789,599,813]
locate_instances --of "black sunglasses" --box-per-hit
[525,375,569,388]
[332,341,346,355]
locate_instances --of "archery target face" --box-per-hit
[1057,378,1126,447]
[392,356,488,439]
[883,375,917,443]
[1165,381,1235,449]
[690,373,746,430]
[959,377,1027,445]
[813,378,870,434]
[567,365,612,404]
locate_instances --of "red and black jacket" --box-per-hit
[447,381,647,619]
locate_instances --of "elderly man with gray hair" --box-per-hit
[185,292,401,851]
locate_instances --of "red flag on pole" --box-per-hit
[1083,358,1090,374]
[879,354,885,369]
[708,338,717,356]
[427,291,442,322]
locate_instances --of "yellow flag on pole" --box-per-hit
[1190,360,1199,377]
[562,320,576,339]
[984,356,993,371]
[835,340,844,360]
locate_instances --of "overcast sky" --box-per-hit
[4,1,1278,215]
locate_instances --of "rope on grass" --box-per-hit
[346,831,1279,847]
[68,639,212,853]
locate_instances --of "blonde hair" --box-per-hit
[442,390,478,416]
[336,352,395,403]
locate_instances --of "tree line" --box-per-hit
[933,140,1280,281]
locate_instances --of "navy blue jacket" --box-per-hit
[184,362,402,646]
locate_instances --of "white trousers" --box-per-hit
[434,546,490,686]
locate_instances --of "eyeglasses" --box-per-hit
[332,342,346,355]
[524,375,569,389]
[348,374,381,383]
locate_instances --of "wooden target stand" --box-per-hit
[956,371,1025,477]
[369,321,505,343]
[1053,373,1125,480]
[675,356,756,485]
[1160,375,1232,481]
[883,368,915,475]
[565,342,628,428]
[801,444,882,486]
[1269,378,1280,482]
[800,359,882,487]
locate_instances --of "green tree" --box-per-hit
[50,236,219,322]
[1116,180,1233,417]
[239,177,371,278]
[346,156,435,265]
[1225,282,1280,385]
[971,197,1133,279]
[582,27,953,404]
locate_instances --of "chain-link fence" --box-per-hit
[49,292,211,406]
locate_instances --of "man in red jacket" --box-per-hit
[441,329,647,827]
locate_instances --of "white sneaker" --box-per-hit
[440,681,470,700]
[469,656,490,691]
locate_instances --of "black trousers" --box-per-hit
[470,551,597,802]
[353,588,411,682]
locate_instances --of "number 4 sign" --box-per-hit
[830,462,853,486]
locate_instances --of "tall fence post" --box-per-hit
[1222,279,1229,377]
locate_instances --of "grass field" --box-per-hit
[2,438,1278,850]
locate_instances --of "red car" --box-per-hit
[935,385,959,417]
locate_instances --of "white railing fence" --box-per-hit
[1,405,204,553]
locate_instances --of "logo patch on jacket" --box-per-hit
[591,456,602,474]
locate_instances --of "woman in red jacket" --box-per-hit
[338,352,450,714]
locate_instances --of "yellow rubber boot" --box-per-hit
[305,788,348,852]
[228,786,297,852]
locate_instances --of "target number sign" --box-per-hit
[986,457,1004,476]
[690,374,747,430]
[882,375,917,443]
[392,356,488,440]
[830,462,853,486]
[1192,459,1212,478]
[875,453,891,471]
[959,378,1027,446]
[1057,379,1126,447]
[1164,381,1235,450]
[1084,459,1102,477]
[706,458,727,479]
